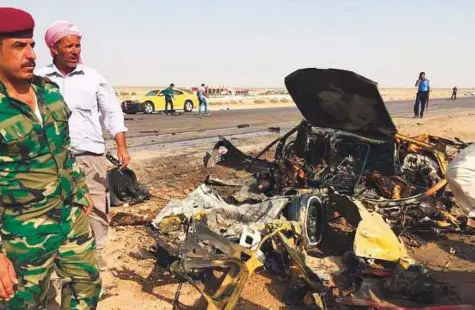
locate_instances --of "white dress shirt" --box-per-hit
[36,64,127,155]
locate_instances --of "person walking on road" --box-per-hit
[0,8,101,308]
[197,83,209,115]
[37,20,130,270]
[414,71,430,119]
[451,86,458,100]
[163,83,175,115]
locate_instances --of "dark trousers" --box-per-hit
[414,91,429,118]
[451,92,457,100]
[165,96,174,113]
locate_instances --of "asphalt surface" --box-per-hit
[110,98,475,151]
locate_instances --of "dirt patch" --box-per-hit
[407,234,475,304]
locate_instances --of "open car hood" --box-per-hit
[285,68,397,141]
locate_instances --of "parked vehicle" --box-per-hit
[121,88,196,114]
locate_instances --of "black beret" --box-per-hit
[0,7,35,38]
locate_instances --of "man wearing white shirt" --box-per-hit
[446,144,475,230]
[37,21,130,266]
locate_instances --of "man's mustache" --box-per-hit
[22,61,36,68]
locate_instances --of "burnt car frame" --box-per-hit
[208,69,467,206]
[153,68,473,310]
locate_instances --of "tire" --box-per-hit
[284,195,325,250]
[184,100,194,112]
[142,101,155,114]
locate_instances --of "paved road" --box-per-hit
[110,98,475,151]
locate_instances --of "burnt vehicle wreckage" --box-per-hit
[150,68,474,309]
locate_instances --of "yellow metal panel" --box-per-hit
[353,200,407,262]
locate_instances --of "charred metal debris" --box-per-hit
[150,68,474,309]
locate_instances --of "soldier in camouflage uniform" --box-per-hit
[0,7,101,309]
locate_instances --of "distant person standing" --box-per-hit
[197,83,210,115]
[163,83,175,115]
[414,72,430,119]
[451,86,458,100]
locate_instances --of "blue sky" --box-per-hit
[4,0,475,87]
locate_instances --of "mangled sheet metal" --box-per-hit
[152,183,467,309]
[151,180,450,308]
[338,196,410,263]
[152,184,290,238]
[151,186,469,308]
[151,68,474,309]
[169,216,265,310]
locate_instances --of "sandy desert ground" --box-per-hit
[44,109,475,310]
[115,86,475,108]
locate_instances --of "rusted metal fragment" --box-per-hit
[204,136,274,173]
[171,218,264,310]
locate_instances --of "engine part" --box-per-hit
[401,153,441,188]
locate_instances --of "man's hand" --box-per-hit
[117,147,131,169]
[0,254,17,301]
[114,133,130,169]
[82,193,94,216]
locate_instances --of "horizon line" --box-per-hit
[112,85,475,89]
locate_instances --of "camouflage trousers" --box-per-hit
[0,204,102,309]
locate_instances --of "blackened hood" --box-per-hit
[285,68,397,141]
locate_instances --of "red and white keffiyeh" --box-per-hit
[44,21,83,62]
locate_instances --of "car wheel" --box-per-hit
[142,101,155,114]
[184,100,194,112]
[284,195,325,250]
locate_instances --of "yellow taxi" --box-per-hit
[134,88,196,114]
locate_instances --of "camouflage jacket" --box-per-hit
[0,76,89,239]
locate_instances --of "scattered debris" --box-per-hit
[443,247,458,271]
[149,68,475,309]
